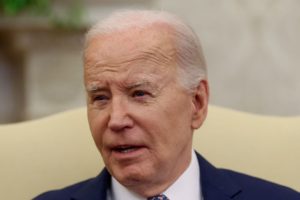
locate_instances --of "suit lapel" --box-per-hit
[196,153,243,200]
[71,169,111,200]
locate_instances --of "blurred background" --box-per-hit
[0,0,300,123]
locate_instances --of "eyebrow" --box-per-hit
[86,81,158,93]
[125,81,150,89]
[125,81,160,92]
[86,85,107,93]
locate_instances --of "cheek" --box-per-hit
[88,110,107,148]
[161,97,194,141]
[163,99,193,128]
[137,107,180,150]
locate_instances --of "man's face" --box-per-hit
[84,26,208,196]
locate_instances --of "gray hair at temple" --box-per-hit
[84,10,207,91]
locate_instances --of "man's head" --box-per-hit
[83,10,209,197]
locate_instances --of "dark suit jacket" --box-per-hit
[34,152,300,200]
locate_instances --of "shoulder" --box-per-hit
[33,179,93,200]
[221,169,300,199]
[33,169,111,200]
[195,152,300,199]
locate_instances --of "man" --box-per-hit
[35,10,300,200]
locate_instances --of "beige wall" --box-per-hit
[155,0,300,116]
[1,0,299,123]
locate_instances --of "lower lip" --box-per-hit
[111,147,147,161]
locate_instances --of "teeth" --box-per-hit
[115,146,137,153]
[121,148,135,153]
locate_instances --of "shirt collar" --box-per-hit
[111,150,201,200]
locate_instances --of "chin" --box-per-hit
[113,164,151,186]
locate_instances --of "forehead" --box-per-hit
[84,25,178,86]
[85,25,178,68]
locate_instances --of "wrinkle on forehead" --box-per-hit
[85,42,176,70]
[84,47,176,86]
[85,25,177,67]
[138,45,176,66]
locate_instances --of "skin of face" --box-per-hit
[84,25,209,197]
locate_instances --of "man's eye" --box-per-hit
[94,95,109,101]
[132,90,148,97]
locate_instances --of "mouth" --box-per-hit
[109,144,147,161]
[112,145,142,153]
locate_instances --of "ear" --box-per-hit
[191,79,209,129]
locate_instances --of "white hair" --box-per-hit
[84,9,207,91]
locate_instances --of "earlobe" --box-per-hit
[191,80,209,129]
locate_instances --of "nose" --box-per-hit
[108,97,133,132]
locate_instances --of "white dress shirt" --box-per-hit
[108,150,202,200]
